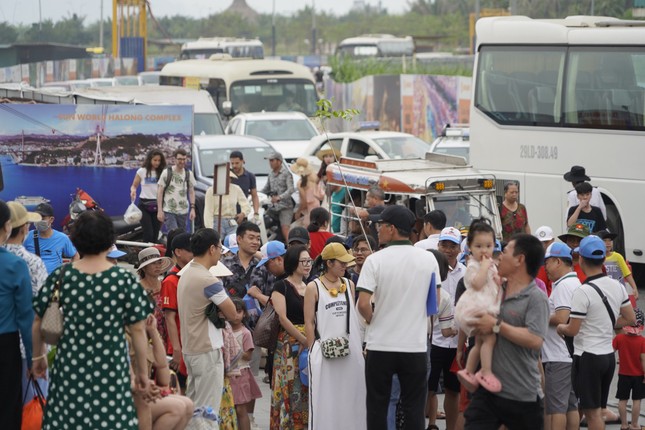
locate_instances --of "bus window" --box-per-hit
[205,78,227,112]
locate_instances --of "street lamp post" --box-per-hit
[311,0,316,55]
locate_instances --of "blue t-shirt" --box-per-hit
[0,248,34,366]
[24,229,77,274]
[231,169,257,198]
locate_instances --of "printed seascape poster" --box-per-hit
[0,104,193,225]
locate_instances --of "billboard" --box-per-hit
[0,104,193,226]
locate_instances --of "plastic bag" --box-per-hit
[124,202,143,225]
[22,377,46,430]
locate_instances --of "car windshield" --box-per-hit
[372,136,432,159]
[432,194,497,231]
[139,74,159,85]
[198,145,272,178]
[432,146,470,162]
[245,119,317,141]
[115,76,139,86]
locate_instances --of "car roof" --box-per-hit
[232,111,309,121]
[193,134,273,149]
[310,130,419,143]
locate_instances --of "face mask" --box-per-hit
[35,220,50,233]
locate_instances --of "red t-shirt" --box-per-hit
[613,333,645,376]
[573,264,587,283]
[536,265,553,296]
[160,265,186,376]
[309,231,335,259]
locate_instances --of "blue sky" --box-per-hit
[3,0,407,25]
[0,105,193,136]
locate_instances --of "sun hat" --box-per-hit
[557,223,590,243]
[439,226,462,244]
[209,262,234,277]
[289,158,314,176]
[288,226,310,244]
[368,205,416,235]
[256,241,287,267]
[320,242,355,263]
[316,144,341,161]
[224,233,239,254]
[107,244,127,259]
[7,201,41,228]
[34,202,54,217]
[544,242,572,261]
[578,235,606,260]
[534,226,554,242]
[563,165,591,183]
[137,247,174,272]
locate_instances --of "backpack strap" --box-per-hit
[33,230,41,257]
[586,280,617,329]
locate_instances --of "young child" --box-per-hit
[612,309,645,430]
[567,181,607,233]
[600,230,639,303]
[455,220,502,393]
[228,298,262,430]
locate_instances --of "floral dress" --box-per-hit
[34,265,152,430]
[500,203,529,242]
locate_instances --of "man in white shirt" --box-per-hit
[542,242,580,430]
[415,210,447,251]
[357,205,441,430]
[557,236,635,430]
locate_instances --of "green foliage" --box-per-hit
[0,22,18,43]
[315,98,360,124]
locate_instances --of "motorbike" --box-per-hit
[262,192,287,243]
[62,188,154,263]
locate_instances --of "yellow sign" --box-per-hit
[184,77,201,90]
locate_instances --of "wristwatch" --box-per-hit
[492,317,503,334]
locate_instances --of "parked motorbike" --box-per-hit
[262,192,286,243]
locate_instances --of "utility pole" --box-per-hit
[311,0,316,55]
[99,0,104,49]
[272,0,276,56]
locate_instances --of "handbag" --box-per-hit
[140,199,158,213]
[253,299,280,350]
[41,264,68,346]
[21,376,46,430]
[318,278,351,359]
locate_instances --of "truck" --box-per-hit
[326,153,502,238]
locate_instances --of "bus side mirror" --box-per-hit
[222,100,233,117]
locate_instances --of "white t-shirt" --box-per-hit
[542,272,580,363]
[136,167,160,200]
[432,262,465,348]
[357,243,441,353]
[415,234,440,251]
[570,274,630,356]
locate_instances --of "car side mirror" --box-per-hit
[222,100,232,117]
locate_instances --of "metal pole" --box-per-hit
[38,0,42,39]
[100,0,104,49]
[272,0,276,56]
[311,0,316,55]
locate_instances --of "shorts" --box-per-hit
[464,389,544,430]
[428,345,460,393]
[278,207,294,226]
[543,361,577,414]
[616,374,645,400]
[572,352,615,410]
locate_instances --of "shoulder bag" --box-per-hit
[40,264,69,345]
[318,277,351,359]
[253,298,280,349]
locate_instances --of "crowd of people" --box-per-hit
[2,155,644,430]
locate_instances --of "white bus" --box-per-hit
[180,37,264,60]
[470,15,645,268]
[336,34,414,58]
[159,56,318,118]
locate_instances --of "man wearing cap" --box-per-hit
[535,225,555,296]
[557,236,636,430]
[5,202,49,404]
[465,234,549,429]
[564,165,607,221]
[24,203,79,274]
[429,226,465,430]
[287,226,310,249]
[415,210,447,251]
[558,223,591,282]
[262,152,295,242]
[230,150,260,217]
[177,228,237,416]
[357,205,441,429]
[160,232,193,389]
[542,242,580,430]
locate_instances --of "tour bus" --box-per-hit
[336,34,415,58]
[469,15,645,270]
[159,55,318,119]
[326,154,502,239]
[180,37,264,60]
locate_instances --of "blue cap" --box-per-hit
[107,245,126,259]
[578,235,606,259]
[545,242,572,260]
[224,233,238,254]
[256,241,287,267]
[439,227,461,244]
[494,239,502,253]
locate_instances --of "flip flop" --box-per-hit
[457,369,479,393]
[475,371,502,393]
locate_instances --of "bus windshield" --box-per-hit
[230,80,318,116]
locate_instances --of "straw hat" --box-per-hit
[316,144,341,161]
[8,201,41,228]
[290,158,313,176]
[137,247,174,272]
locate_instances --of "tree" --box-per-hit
[0,22,18,43]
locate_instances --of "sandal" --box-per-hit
[457,369,479,393]
[475,370,502,393]
[436,411,446,420]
